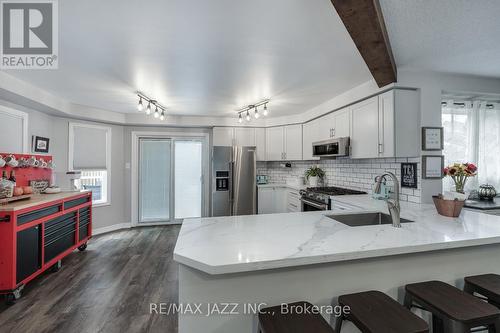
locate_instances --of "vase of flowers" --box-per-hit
[443,162,477,194]
[305,166,325,187]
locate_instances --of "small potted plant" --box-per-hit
[434,162,477,217]
[305,166,325,187]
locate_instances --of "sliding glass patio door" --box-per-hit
[139,138,172,223]
[138,137,204,223]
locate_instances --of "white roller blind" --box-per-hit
[0,109,26,153]
[72,124,109,170]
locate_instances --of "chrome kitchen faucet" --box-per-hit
[374,172,401,228]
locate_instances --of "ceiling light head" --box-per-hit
[146,102,152,115]
[254,107,260,119]
[238,113,243,123]
[246,110,251,121]
[137,97,144,112]
[263,103,268,116]
[160,110,165,121]
[153,106,160,118]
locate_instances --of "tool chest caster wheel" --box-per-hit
[78,243,87,251]
[51,260,62,272]
[5,287,23,305]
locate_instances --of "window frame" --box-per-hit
[0,105,29,153]
[68,122,112,207]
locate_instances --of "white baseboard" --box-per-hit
[93,223,131,236]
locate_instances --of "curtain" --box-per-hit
[442,100,500,191]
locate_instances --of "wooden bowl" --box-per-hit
[432,196,465,218]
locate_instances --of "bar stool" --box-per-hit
[405,280,500,333]
[335,290,429,333]
[258,301,335,333]
[464,274,500,308]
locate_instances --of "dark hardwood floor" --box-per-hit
[0,226,181,333]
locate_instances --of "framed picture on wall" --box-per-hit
[32,136,50,153]
[422,155,444,179]
[401,163,418,188]
[422,127,444,151]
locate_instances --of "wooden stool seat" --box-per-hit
[258,301,334,333]
[336,290,428,333]
[405,280,500,332]
[464,274,500,306]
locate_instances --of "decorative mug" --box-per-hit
[33,159,41,167]
[41,161,48,168]
[47,160,54,169]
[5,155,18,167]
[27,156,37,167]
[0,155,5,168]
[18,158,28,168]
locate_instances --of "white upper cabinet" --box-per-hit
[333,108,350,138]
[284,124,303,160]
[255,128,266,161]
[234,127,256,147]
[350,89,419,159]
[351,96,380,159]
[317,112,336,140]
[266,125,303,161]
[302,120,321,160]
[213,127,234,146]
[266,126,284,161]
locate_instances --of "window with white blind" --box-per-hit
[0,106,28,153]
[442,100,500,191]
[69,123,111,205]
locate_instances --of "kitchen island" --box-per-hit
[174,195,500,333]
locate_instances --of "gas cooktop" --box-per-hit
[305,186,367,196]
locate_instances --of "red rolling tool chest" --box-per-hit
[0,191,92,304]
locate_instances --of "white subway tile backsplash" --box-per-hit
[257,157,421,203]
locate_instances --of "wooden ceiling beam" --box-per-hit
[330,0,397,87]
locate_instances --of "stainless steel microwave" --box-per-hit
[312,137,350,158]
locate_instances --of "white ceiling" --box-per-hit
[6,0,372,118]
[380,0,500,78]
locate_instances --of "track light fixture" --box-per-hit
[137,97,144,111]
[136,92,167,121]
[236,99,270,123]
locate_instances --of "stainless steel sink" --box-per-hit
[326,212,414,227]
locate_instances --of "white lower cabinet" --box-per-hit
[257,186,287,214]
[286,188,301,212]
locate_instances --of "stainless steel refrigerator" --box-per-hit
[212,146,256,216]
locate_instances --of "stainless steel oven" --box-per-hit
[300,186,367,212]
[300,197,329,211]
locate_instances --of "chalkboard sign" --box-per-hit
[401,163,418,188]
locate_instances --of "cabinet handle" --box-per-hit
[332,128,336,137]
[0,216,10,223]
[378,143,384,154]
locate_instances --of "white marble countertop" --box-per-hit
[174,195,500,275]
